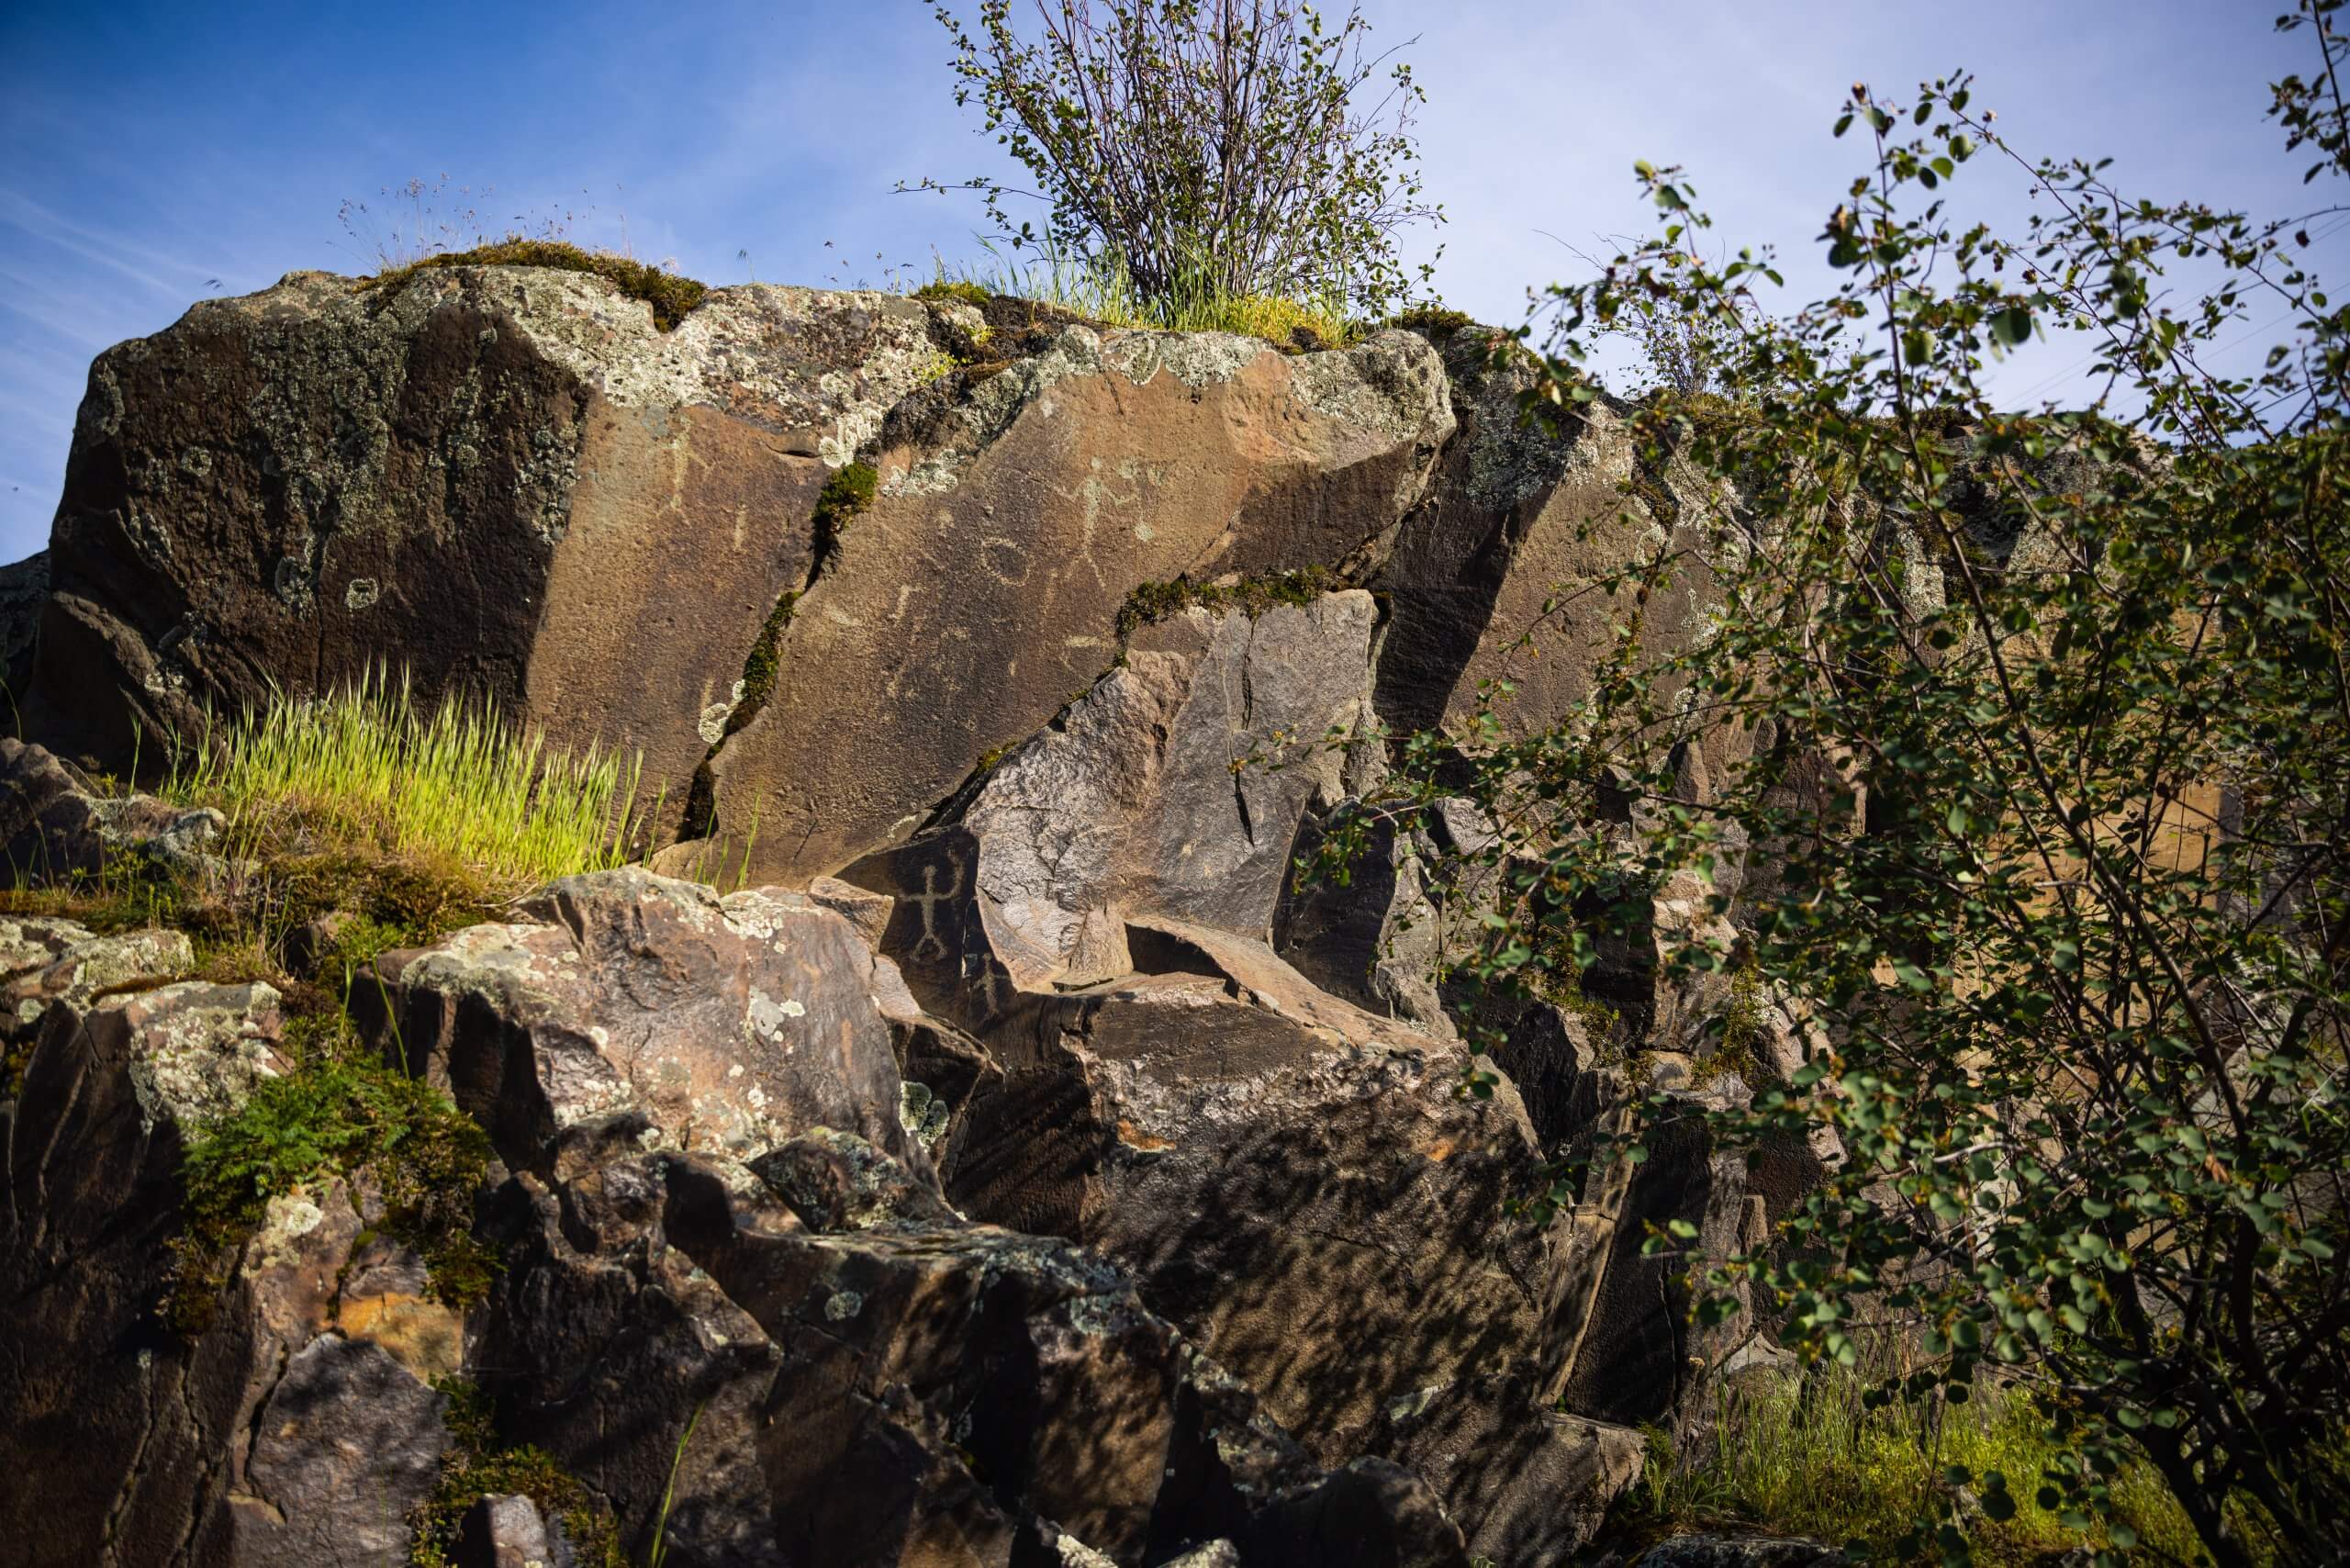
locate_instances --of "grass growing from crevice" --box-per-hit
[808,461,878,577]
[362,239,708,330]
[1610,1367,2206,1564]
[923,247,1360,351]
[1115,566,1337,638]
[410,1379,624,1568]
[168,669,643,902]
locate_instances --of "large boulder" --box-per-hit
[361,866,929,1177]
[25,266,948,826]
[688,328,1451,883]
[840,591,1382,1024]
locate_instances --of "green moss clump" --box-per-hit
[915,279,994,308]
[170,1036,493,1335]
[364,241,709,331]
[1114,566,1335,638]
[1386,304,1477,338]
[1711,957,1764,1081]
[810,461,878,575]
[409,1380,623,1568]
[727,590,800,742]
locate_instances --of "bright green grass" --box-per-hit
[923,241,1360,349]
[1628,1367,2212,1564]
[165,669,643,898]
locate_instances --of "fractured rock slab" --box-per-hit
[696,330,1450,883]
[362,866,925,1177]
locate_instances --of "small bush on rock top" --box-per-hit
[911,0,1442,320]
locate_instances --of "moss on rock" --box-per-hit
[409,1379,624,1567]
[1114,565,1337,638]
[364,241,708,331]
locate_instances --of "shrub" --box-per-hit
[913,0,1441,319]
[1344,6,2350,1562]
[1620,1365,2202,1564]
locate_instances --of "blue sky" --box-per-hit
[1,0,2334,563]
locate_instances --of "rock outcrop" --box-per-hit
[0,277,1813,1566]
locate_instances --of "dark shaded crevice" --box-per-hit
[669,461,876,850]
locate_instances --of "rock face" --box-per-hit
[26,267,946,826]
[1371,332,1731,767]
[691,327,1450,884]
[0,287,1815,1566]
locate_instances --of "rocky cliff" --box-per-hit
[0,266,1803,1567]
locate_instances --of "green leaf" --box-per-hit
[1989,306,2032,346]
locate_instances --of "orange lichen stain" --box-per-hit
[340,1292,464,1382]
[1117,1119,1175,1151]
[1422,1137,1457,1163]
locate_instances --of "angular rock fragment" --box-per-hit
[841,591,1382,1030]
[0,735,225,882]
[362,867,927,1175]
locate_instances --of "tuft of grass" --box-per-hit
[1115,566,1336,638]
[924,242,1359,350]
[362,239,708,330]
[913,278,994,308]
[1614,1367,2206,1565]
[167,669,643,902]
[410,1379,623,1568]
[171,1030,494,1334]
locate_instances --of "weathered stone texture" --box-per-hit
[696,329,1450,883]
